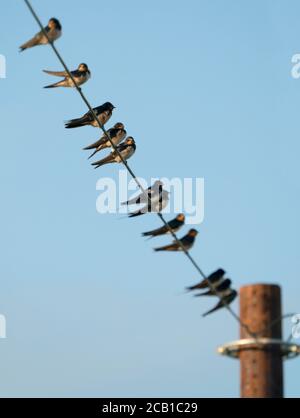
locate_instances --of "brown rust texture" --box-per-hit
[239,284,283,398]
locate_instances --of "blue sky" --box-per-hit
[0,0,299,397]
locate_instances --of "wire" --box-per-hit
[23,0,256,339]
[255,313,297,340]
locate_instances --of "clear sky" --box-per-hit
[0,0,299,397]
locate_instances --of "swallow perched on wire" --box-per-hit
[65,102,115,129]
[122,181,164,206]
[128,191,169,218]
[194,278,232,297]
[91,137,136,169]
[127,183,169,218]
[186,268,226,292]
[202,289,237,317]
[83,123,126,159]
[20,18,62,52]
[43,63,91,88]
[142,214,185,238]
[154,229,198,252]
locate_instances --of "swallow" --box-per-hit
[202,289,237,317]
[128,191,169,218]
[186,268,226,292]
[128,188,169,218]
[83,123,126,159]
[91,137,136,168]
[43,63,91,88]
[20,18,62,52]
[65,102,115,129]
[122,181,164,206]
[194,279,232,297]
[142,214,185,238]
[154,229,198,252]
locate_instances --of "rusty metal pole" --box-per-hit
[239,284,284,398]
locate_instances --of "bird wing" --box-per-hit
[93,104,107,114]
[123,187,153,206]
[117,142,130,153]
[182,234,195,246]
[83,137,106,150]
[202,291,237,317]
[186,279,208,291]
[194,290,213,297]
[216,279,231,292]
[142,216,181,237]
[123,194,143,206]
[65,111,93,128]
[20,30,44,50]
[168,218,182,229]
[70,69,83,78]
[91,152,115,168]
[154,242,179,252]
[43,69,68,77]
[128,210,147,218]
[142,224,168,237]
[202,300,225,317]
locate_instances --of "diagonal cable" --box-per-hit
[23,0,256,338]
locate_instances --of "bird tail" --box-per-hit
[154,247,168,252]
[83,138,105,151]
[91,155,114,169]
[141,231,153,237]
[65,115,89,129]
[44,80,65,89]
[142,229,163,238]
[87,149,99,160]
[121,196,136,206]
[142,234,155,241]
[122,195,143,206]
[87,144,106,160]
[186,281,207,292]
[202,303,223,317]
[128,211,145,218]
[19,38,38,52]
[194,290,212,297]
[83,145,94,151]
[154,244,177,252]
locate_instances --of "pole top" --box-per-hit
[240,283,281,291]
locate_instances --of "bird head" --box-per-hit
[125,137,135,146]
[103,102,115,111]
[188,229,198,237]
[78,63,89,71]
[114,122,125,129]
[153,180,164,189]
[223,278,232,287]
[176,213,185,222]
[229,289,238,299]
[49,18,62,30]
